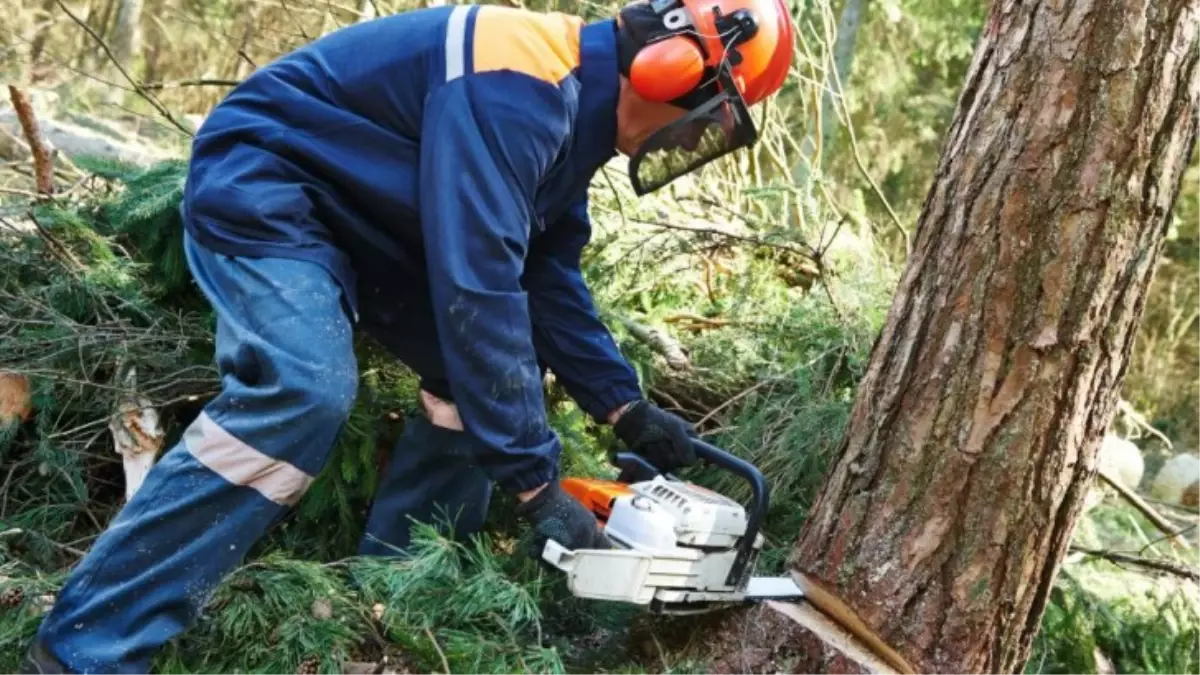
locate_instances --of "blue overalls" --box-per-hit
[32,6,643,672]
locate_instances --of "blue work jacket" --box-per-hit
[180,4,643,491]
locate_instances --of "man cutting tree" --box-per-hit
[23,0,793,671]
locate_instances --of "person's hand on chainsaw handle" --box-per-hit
[611,400,698,474]
[516,482,612,560]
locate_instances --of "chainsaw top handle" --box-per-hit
[613,439,768,588]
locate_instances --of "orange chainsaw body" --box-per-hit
[560,477,633,521]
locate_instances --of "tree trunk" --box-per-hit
[109,0,143,77]
[770,0,1197,672]
[820,0,866,152]
[792,0,868,188]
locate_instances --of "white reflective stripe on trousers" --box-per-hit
[183,411,314,506]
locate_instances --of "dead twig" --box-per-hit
[1142,495,1200,521]
[628,214,817,261]
[140,78,241,90]
[424,627,451,674]
[1117,398,1174,449]
[54,0,193,137]
[617,315,691,371]
[1069,546,1199,582]
[1140,524,1198,556]
[695,377,777,428]
[6,86,54,196]
[663,312,733,330]
[1097,467,1192,549]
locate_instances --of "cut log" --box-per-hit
[0,372,33,425]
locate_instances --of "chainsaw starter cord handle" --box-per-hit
[613,439,769,587]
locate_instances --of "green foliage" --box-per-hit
[155,554,368,674]
[1029,572,1200,675]
[0,561,69,673]
[0,166,215,569]
[73,156,195,303]
[2,525,601,675]
[351,524,560,674]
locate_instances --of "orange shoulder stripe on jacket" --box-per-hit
[472,6,583,85]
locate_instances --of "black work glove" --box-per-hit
[516,481,612,561]
[612,400,698,474]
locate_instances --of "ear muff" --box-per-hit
[628,36,706,103]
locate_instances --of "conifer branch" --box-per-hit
[424,627,450,674]
[617,315,691,371]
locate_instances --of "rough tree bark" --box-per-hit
[784,0,1200,671]
[710,0,1198,672]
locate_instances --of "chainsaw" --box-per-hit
[543,439,804,615]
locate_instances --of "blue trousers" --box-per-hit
[34,232,491,673]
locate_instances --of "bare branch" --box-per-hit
[1097,467,1193,549]
[54,0,193,137]
[1117,398,1174,449]
[6,86,54,196]
[140,78,241,90]
[617,315,691,371]
[1069,546,1200,582]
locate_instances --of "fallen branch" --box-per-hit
[1142,495,1200,522]
[1117,398,1174,449]
[6,86,54,196]
[663,312,732,331]
[1097,467,1191,549]
[1069,546,1199,582]
[618,316,691,371]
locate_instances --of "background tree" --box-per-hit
[786,0,1199,671]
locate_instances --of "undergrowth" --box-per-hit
[0,156,884,672]
[1029,565,1200,675]
[2,155,1195,675]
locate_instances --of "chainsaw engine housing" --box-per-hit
[543,475,765,613]
[606,477,752,550]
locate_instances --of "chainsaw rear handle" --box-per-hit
[613,439,768,587]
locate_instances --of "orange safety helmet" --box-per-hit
[627,0,793,106]
[616,0,795,194]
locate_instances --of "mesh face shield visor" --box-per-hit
[628,63,758,195]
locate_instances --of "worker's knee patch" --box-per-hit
[181,233,359,505]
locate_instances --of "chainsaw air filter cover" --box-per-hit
[605,476,750,551]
